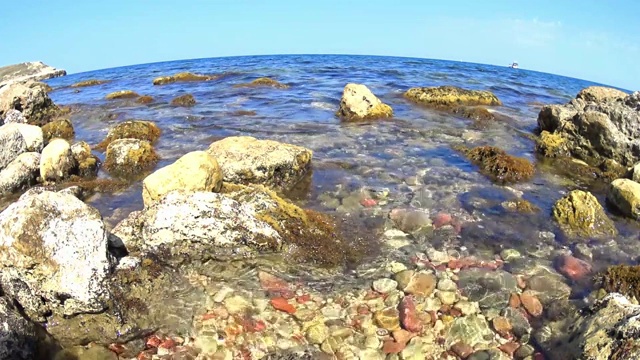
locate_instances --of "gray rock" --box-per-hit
[525,270,572,305]
[576,86,628,103]
[112,191,281,263]
[0,61,66,88]
[0,124,27,170]
[457,269,518,310]
[446,314,493,348]
[0,297,59,360]
[0,152,40,194]
[0,190,113,316]
[0,270,50,322]
[40,138,76,182]
[3,109,26,124]
[607,178,640,220]
[0,81,58,126]
[3,123,43,152]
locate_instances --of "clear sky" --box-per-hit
[1,0,638,90]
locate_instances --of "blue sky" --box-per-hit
[1,0,638,90]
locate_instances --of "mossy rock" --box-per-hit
[103,139,159,179]
[135,95,154,104]
[170,93,196,107]
[70,79,109,88]
[404,86,502,109]
[535,130,569,158]
[234,77,289,89]
[501,198,540,213]
[95,120,161,151]
[152,72,216,85]
[552,190,617,239]
[452,106,495,121]
[457,145,535,183]
[105,90,139,100]
[71,141,100,178]
[41,118,75,144]
[600,265,640,300]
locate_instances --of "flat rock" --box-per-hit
[404,86,502,108]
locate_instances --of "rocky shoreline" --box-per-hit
[0,62,639,360]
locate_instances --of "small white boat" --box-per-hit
[508,61,519,69]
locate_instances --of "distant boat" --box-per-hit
[508,61,519,69]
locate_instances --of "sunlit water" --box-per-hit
[43,55,640,347]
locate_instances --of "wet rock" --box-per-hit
[234,77,289,89]
[2,123,43,152]
[3,109,26,124]
[501,198,539,213]
[142,151,223,207]
[103,139,159,179]
[0,190,112,315]
[372,278,398,294]
[452,106,495,122]
[536,89,640,167]
[388,208,432,234]
[607,178,640,220]
[457,145,534,184]
[535,130,569,158]
[112,191,281,262]
[404,85,501,109]
[458,269,518,310]
[152,72,216,85]
[491,316,512,337]
[171,93,196,107]
[374,307,401,331]
[501,307,531,339]
[557,254,592,281]
[41,118,74,144]
[306,324,329,344]
[105,90,139,100]
[0,122,28,169]
[0,297,59,360]
[552,189,617,239]
[207,136,312,190]
[398,296,423,332]
[394,270,437,297]
[446,314,493,348]
[519,291,543,317]
[135,95,154,104]
[600,264,640,300]
[525,270,572,305]
[576,86,628,103]
[95,120,161,151]
[39,138,77,182]
[0,61,65,87]
[0,152,40,194]
[71,141,100,178]
[70,79,109,88]
[336,83,393,121]
[0,81,59,126]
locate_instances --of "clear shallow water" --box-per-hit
[43,55,640,350]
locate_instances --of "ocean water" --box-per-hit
[43,55,640,352]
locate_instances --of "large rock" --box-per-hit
[103,138,158,178]
[0,81,59,126]
[0,61,65,88]
[0,123,27,170]
[70,141,99,178]
[3,123,43,152]
[41,118,74,144]
[576,86,628,103]
[111,191,282,263]
[336,83,393,121]
[142,151,222,207]
[552,190,617,239]
[207,136,312,190]
[404,86,502,108]
[0,190,113,316]
[537,89,640,167]
[39,138,76,182]
[627,91,640,110]
[0,152,40,194]
[0,297,59,360]
[95,120,161,151]
[607,178,640,220]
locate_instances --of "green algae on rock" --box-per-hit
[170,93,196,107]
[70,79,109,88]
[152,72,217,85]
[95,120,161,151]
[233,77,289,89]
[552,189,617,239]
[404,86,502,109]
[535,130,569,158]
[103,139,159,179]
[600,265,640,301]
[105,90,139,100]
[336,83,393,121]
[456,145,535,184]
[70,141,100,178]
[41,118,74,144]
[135,95,154,104]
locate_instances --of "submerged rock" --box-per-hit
[95,120,161,151]
[536,87,639,167]
[103,138,159,179]
[105,90,139,100]
[457,269,518,310]
[234,77,289,89]
[0,81,59,126]
[404,86,502,109]
[41,118,74,144]
[142,151,223,207]
[40,138,77,182]
[336,83,393,121]
[457,145,534,184]
[135,95,154,104]
[607,178,640,220]
[552,190,617,239]
[0,297,59,360]
[170,93,196,107]
[0,152,40,194]
[153,72,216,85]
[0,190,113,316]
[70,79,109,88]
[207,136,312,190]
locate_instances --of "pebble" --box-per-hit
[222,295,249,314]
[374,307,401,331]
[492,316,512,337]
[426,248,450,265]
[365,335,381,349]
[437,278,457,292]
[306,324,329,344]
[500,249,522,262]
[437,291,457,305]
[395,270,437,297]
[558,254,592,281]
[451,341,475,359]
[520,291,543,317]
[373,278,398,294]
[453,300,478,315]
[213,286,234,303]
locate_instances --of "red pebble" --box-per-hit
[158,338,176,349]
[136,351,154,360]
[360,198,377,207]
[270,297,296,314]
[382,340,407,354]
[258,271,293,294]
[432,212,452,228]
[558,254,592,281]
[146,335,161,348]
[296,294,311,303]
[399,296,423,333]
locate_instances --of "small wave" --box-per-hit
[311,101,335,111]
